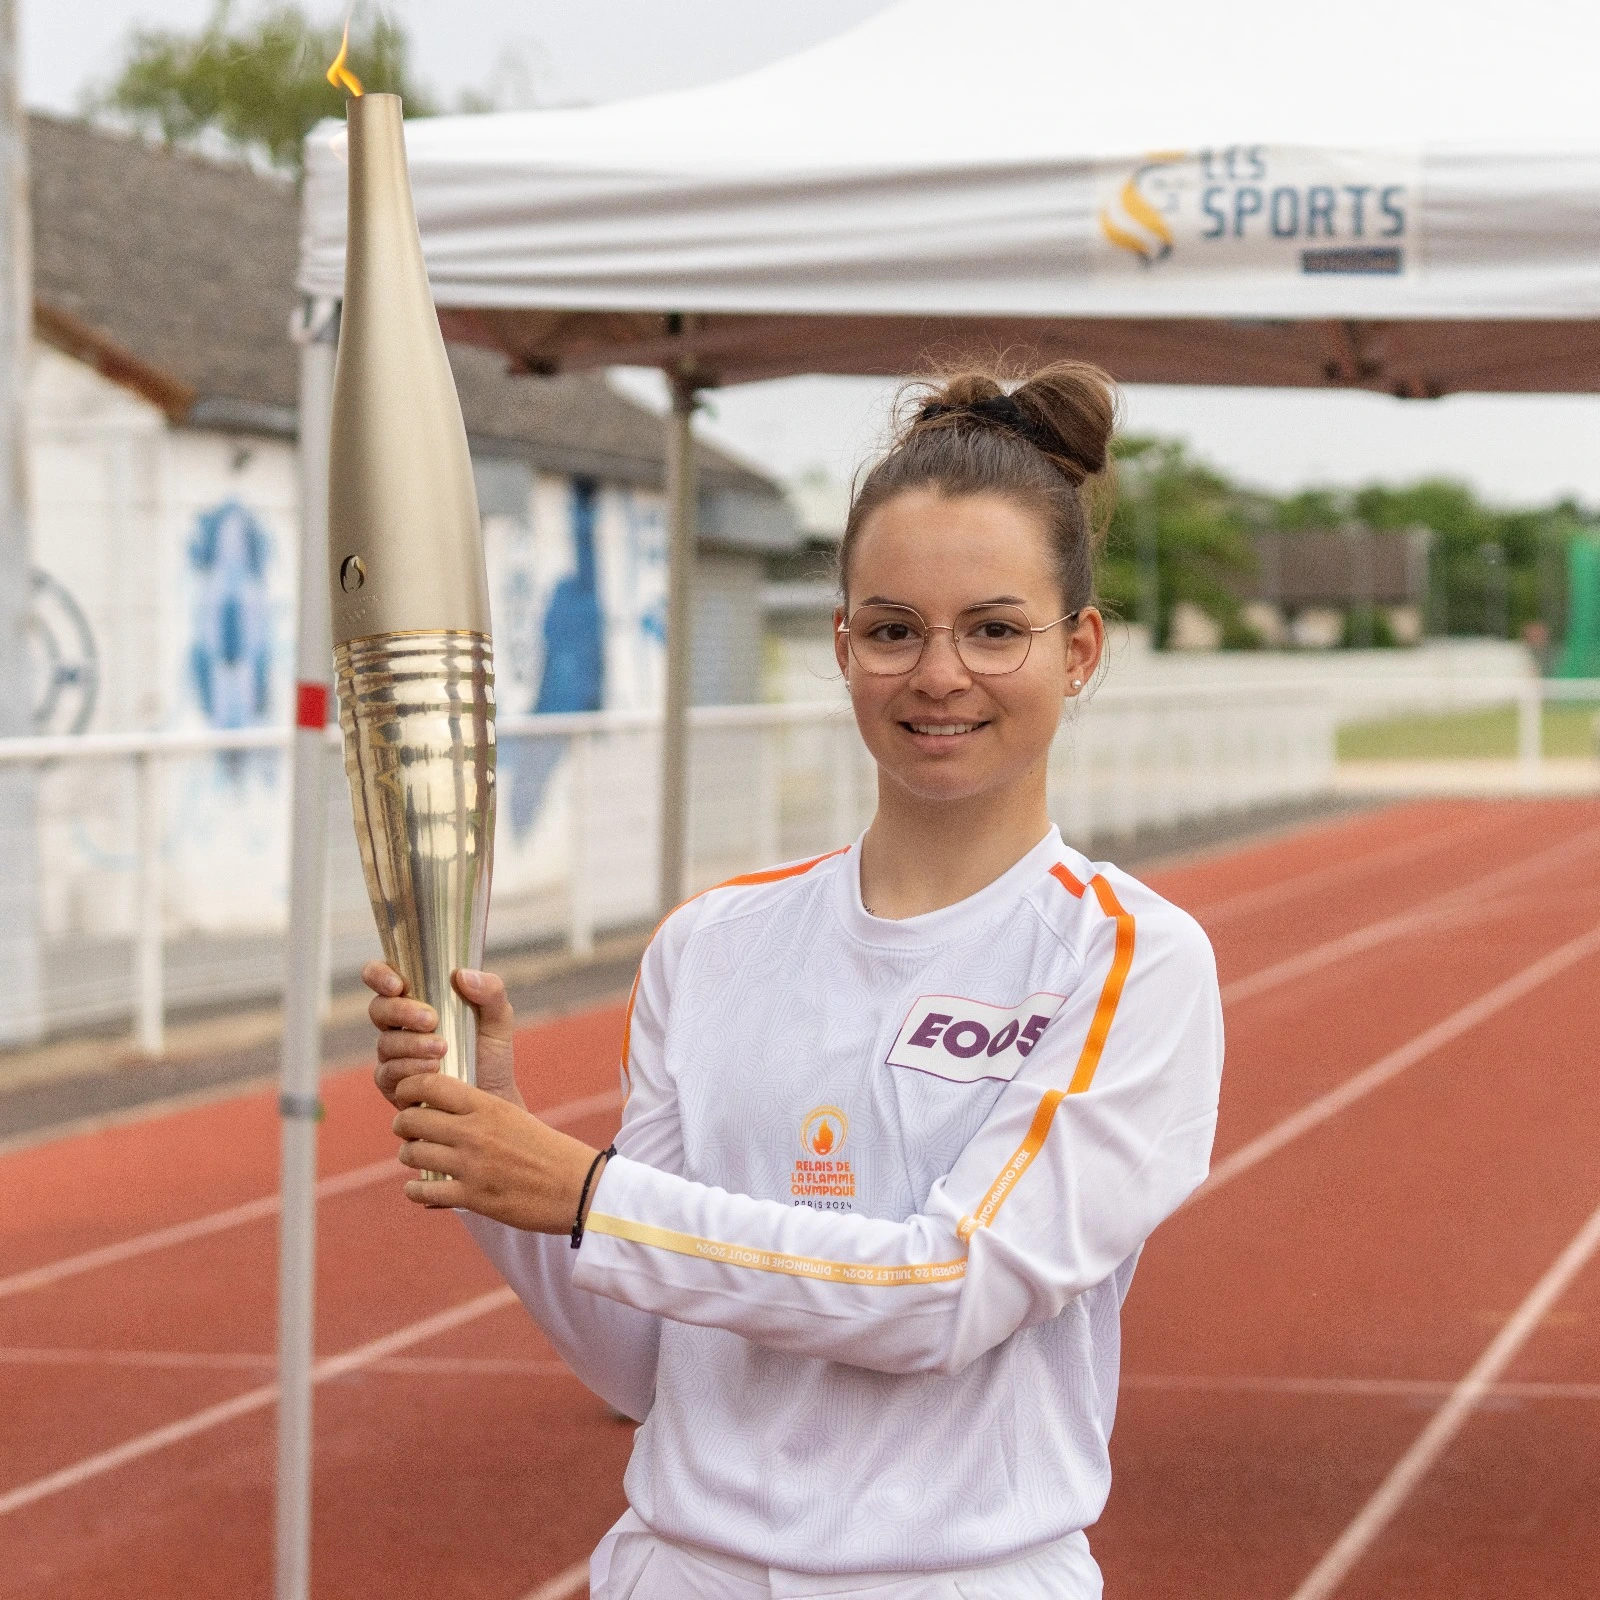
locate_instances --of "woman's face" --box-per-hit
[835,488,1104,808]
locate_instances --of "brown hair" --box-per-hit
[838,360,1119,609]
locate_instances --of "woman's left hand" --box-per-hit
[391,1072,602,1233]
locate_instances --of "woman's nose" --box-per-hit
[907,627,971,696]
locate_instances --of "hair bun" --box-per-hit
[1008,363,1116,483]
[910,362,1116,485]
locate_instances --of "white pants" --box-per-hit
[590,1509,1103,1600]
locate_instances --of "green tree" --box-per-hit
[88,2,438,178]
[1098,436,1259,647]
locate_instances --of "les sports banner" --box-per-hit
[1094,145,1422,281]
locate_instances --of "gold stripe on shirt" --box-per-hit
[586,1212,967,1287]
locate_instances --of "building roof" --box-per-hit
[26,112,780,500]
[1243,527,1431,608]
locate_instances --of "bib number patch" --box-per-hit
[887,992,1066,1084]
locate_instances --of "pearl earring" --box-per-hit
[1071,678,1083,690]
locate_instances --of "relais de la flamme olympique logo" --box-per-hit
[1095,145,1419,279]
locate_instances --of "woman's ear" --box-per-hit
[833,606,850,679]
[1065,607,1105,693]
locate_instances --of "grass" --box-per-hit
[1337,703,1600,762]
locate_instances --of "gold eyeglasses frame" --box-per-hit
[836,602,1083,677]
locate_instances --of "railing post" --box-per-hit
[133,747,164,1055]
[1114,709,1139,843]
[568,729,594,958]
[1517,680,1542,788]
[831,721,856,846]
[755,719,780,867]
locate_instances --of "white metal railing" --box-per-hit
[1,676,1596,1052]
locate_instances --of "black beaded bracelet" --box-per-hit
[571,1144,617,1249]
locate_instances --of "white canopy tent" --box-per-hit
[277,6,1600,1594]
[298,0,1600,395]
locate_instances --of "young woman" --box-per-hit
[366,362,1224,1599]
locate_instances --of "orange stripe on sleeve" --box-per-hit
[1072,876,1136,1094]
[1049,862,1087,898]
[957,868,1136,1240]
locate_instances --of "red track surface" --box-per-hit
[2,797,1597,1599]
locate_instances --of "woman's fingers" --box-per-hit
[369,994,438,1034]
[452,969,522,1105]
[375,1030,446,1065]
[362,960,405,998]
[374,1058,434,1104]
[394,1071,476,1113]
[403,1176,469,1209]
[454,968,512,1040]
[392,1103,463,1144]
[396,1139,462,1177]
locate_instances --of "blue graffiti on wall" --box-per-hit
[188,499,273,729]
[507,480,606,840]
[534,480,604,715]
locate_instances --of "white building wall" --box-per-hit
[29,346,303,948]
[21,345,775,1028]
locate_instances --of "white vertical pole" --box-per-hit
[1517,680,1542,789]
[658,373,698,912]
[133,748,164,1054]
[568,729,594,958]
[275,296,338,1600]
[0,0,41,1048]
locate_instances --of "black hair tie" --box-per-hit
[917,394,1064,461]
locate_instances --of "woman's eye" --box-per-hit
[871,624,917,643]
[974,622,1022,640]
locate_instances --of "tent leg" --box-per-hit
[275,296,338,1600]
[658,373,698,913]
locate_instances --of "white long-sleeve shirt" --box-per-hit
[464,827,1223,1577]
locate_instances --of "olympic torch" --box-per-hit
[327,79,495,1099]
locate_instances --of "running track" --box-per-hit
[1,797,1596,1599]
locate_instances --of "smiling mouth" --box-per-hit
[902,721,989,737]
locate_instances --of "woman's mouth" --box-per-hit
[901,720,988,738]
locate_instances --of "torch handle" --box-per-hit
[336,630,495,1124]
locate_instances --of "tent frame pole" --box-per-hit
[658,370,699,912]
[275,294,338,1600]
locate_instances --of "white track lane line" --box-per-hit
[1202,922,1600,1198]
[1122,1374,1600,1402]
[519,1559,591,1600]
[1287,1196,1600,1600]
[0,1286,517,1519]
[0,1087,621,1301]
[1189,811,1500,926]
[0,1347,572,1378]
[1220,822,1600,1006]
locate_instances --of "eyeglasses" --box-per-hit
[837,603,1081,677]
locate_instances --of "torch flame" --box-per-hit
[327,22,364,97]
[812,1121,835,1156]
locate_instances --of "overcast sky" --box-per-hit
[23,0,1600,508]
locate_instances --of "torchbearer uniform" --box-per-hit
[465,827,1224,1598]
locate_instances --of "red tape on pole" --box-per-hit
[296,682,329,730]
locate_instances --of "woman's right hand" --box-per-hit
[363,961,525,1111]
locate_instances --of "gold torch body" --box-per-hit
[329,93,494,1094]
